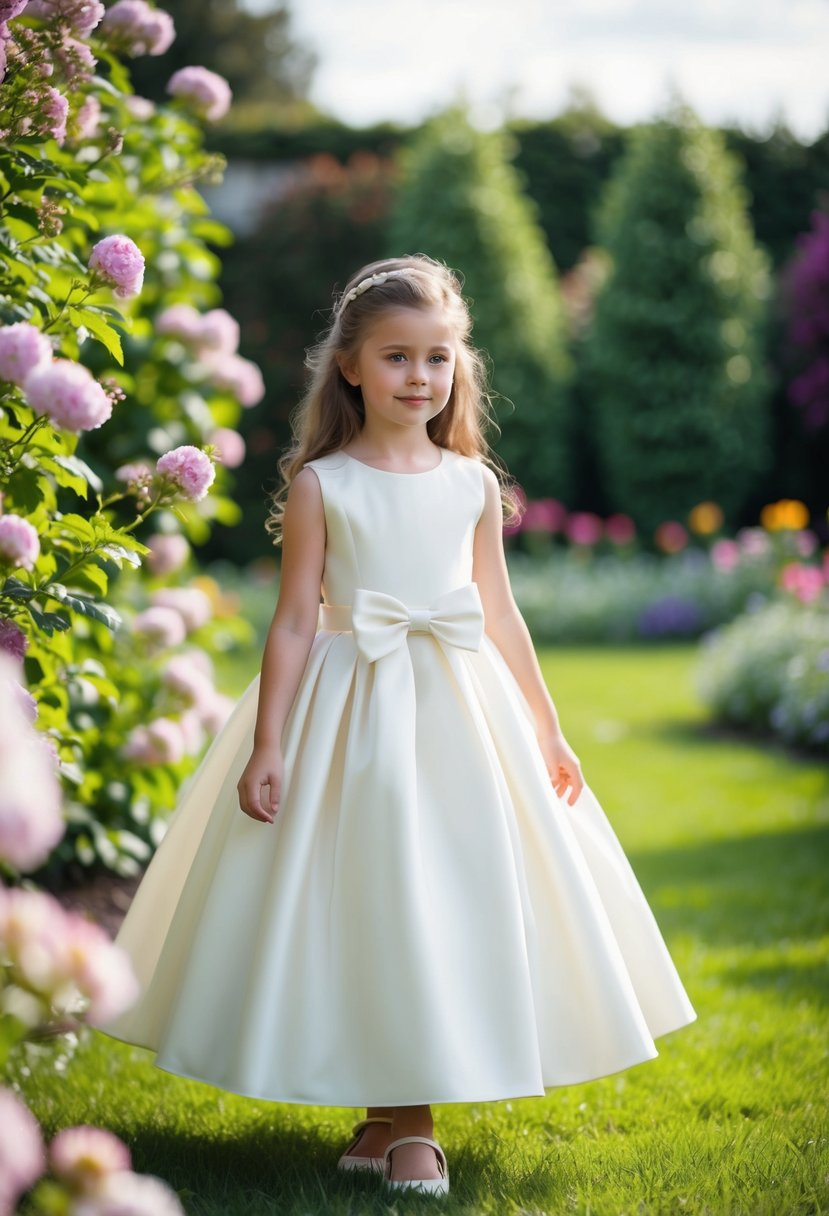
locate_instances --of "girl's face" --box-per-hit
[339,306,457,432]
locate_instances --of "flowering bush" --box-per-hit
[0,653,184,1214]
[505,492,828,643]
[695,598,829,755]
[0,2,260,881]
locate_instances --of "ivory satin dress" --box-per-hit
[98,447,697,1107]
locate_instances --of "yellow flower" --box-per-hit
[759,500,810,531]
[688,501,723,534]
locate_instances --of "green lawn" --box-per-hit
[11,644,829,1215]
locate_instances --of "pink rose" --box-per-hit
[204,352,265,407]
[199,690,234,733]
[0,1087,46,1213]
[71,1168,185,1215]
[0,513,40,570]
[604,513,636,545]
[58,912,140,1023]
[24,357,113,432]
[122,717,186,766]
[155,302,202,343]
[198,308,239,354]
[124,94,155,120]
[155,444,216,501]
[131,605,187,649]
[166,65,231,121]
[209,426,246,468]
[150,586,212,632]
[711,538,741,572]
[654,520,689,554]
[161,652,214,711]
[49,1125,132,1191]
[565,511,604,547]
[100,0,175,55]
[145,532,190,576]
[38,84,68,143]
[72,93,101,140]
[88,234,145,299]
[0,321,52,385]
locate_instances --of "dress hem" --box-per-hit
[93,1009,697,1109]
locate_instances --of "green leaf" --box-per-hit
[27,606,71,634]
[43,583,122,630]
[51,512,96,542]
[68,561,109,597]
[52,452,104,494]
[1,576,35,600]
[68,307,124,364]
[97,542,143,568]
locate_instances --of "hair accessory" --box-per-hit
[337,269,411,318]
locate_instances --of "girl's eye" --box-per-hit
[387,353,406,362]
[429,354,447,364]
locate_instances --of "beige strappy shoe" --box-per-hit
[382,1134,450,1196]
[336,1115,393,1173]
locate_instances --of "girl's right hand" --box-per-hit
[237,747,284,824]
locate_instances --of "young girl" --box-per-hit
[99,254,697,1198]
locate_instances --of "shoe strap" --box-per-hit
[385,1135,447,1175]
[353,1116,393,1132]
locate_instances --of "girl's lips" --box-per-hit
[398,397,430,404]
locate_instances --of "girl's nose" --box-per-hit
[408,365,428,383]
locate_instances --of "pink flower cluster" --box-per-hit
[99,0,175,56]
[145,531,190,576]
[504,490,637,549]
[155,303,265,408]
[88,233,145,299]
[0,321,52,384]
[0,1088,185,1215]
[25,0,105,36]
[0,512,40,571]
[24,356,113,432]
[155,444,216,501]
[0,884,140,1025]
[121,647,233,766]
[166,64,231,122]
[0,652,63,871]
[780,560,827,604]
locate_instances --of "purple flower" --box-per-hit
[637,595,704,638]
[0,513,40,570]
[0,321,52,385]
[204,352,265,407]
[37,84,68,144]
[99,0,175,55]
[0,617,28,660]
[0,1087,46,1213]
[88,234,145,299]
[155,444,216,501]
[0,1,30,21]
[166,65,232,121]
[25,0,104,35]
[24,357,113,432]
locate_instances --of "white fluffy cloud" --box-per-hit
[247,0,829,138]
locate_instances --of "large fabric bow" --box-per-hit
[350,583,484,663]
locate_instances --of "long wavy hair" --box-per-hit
[264,253,522,545]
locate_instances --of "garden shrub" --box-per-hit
[582,103,774,536]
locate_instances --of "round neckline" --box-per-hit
[343,447,446,476]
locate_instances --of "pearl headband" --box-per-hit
[336,269,412,319]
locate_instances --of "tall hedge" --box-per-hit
[582,107,773,536]
[388,109,573,499]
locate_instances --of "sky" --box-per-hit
[243,0,829,141]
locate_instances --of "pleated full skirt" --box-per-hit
[98,629,696,1107]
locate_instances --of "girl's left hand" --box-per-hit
[536,729,584,806]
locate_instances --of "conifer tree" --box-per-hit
[583,104,773,535]
[388,109,573,498]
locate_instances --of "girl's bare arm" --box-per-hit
[237,468,326,821]
[472,465,584,804]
